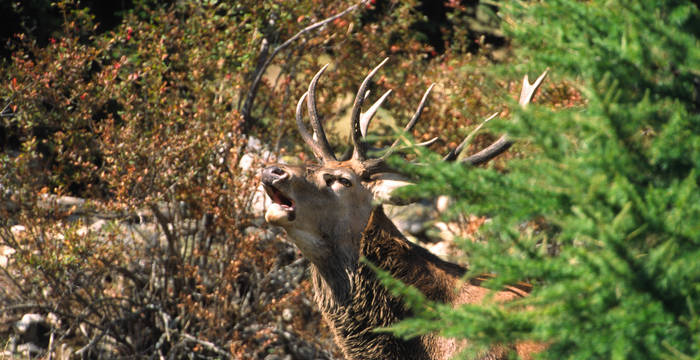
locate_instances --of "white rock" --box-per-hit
[0,246,16,268]
[249,183,272,217]
[425,241,451,259]
[282,308,293,322]
[238,153,256,172]
[76,226,89,237]
[16,314,45,334]
[436,195,452,213]
[89,219,108,232]
[46,313,60,328]
[261,149,276,162]
[10,225,25,235]
[246,136,263,152]
[16,343,43,357]
[433,221,458,242]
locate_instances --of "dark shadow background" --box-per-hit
[0,0,504,60]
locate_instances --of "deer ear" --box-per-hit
[365,173,415,205]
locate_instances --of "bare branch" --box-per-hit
[1,87,24,119]
[1,98,15,118]
[240,1,367,122]
[181,333,232,359]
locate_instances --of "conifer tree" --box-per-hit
[383,1,700,358]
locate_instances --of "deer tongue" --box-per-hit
[263,185,294,209]
[262,184,296,223]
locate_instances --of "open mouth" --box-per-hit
[265,184,294,209]
[263,184,295,212]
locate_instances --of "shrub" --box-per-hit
[0,1,362,357]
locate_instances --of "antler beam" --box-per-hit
[450,69,548,165]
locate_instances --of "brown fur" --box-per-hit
[262,63,549,359]
[261,160,542,359]
[310,206,538,360]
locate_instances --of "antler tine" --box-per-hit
[519,69,548,107]
[351,57,390,161]
[360,89,392,138]
[307,64,337,162]
[381,83,435,160]
[403,83,436,134]
[296,91,328,161]
[457,69,548,165]
[444,112,499,161]
[391,136,439,154]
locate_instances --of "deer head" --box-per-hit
[262,58,547,269]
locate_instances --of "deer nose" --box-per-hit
[262,166,289,185]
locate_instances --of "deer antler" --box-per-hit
[442,112,499,162]
[360,89,392,138]
[381,83,436,159]
[350,57,390,161]
[296,60,547,172]
[447,69,548,165]
[305,64,337,162]
[296,90,338,163]
[295,92,321,159]
[519,70,549,107]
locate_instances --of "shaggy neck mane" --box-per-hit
[309,206,467,359]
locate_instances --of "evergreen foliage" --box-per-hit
[386,0,700,359]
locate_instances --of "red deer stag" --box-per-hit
[262,58,547,359]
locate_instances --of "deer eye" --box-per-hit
[337,177,352,187]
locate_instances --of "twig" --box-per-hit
[0,266,28,298]
[75,329,106,357]
[47,331,54,360]
[1,78,37,119]
[149,204,177,261]
[240,1,367,122]
[0,303,47,313]
[181,333,232,359]
[1,92,18,118]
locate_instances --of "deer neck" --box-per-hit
[293,216,367,305]
[308,205,431,358]
[307,205,393,305]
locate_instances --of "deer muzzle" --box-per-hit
[262,166,296,223]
